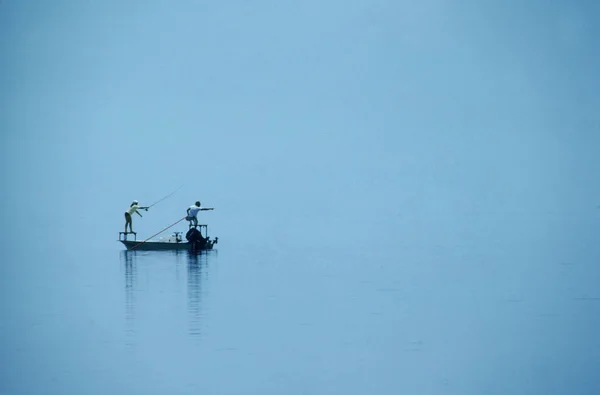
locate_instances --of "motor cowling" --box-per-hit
[186,227,207,249]
[186,228,203,243]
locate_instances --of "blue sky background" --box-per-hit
[1,0,599,244]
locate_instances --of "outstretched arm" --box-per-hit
[201,208,214,211]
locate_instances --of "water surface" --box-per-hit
[2,214,599,394]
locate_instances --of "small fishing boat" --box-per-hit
[119,225,218,251]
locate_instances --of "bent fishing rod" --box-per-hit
[147,184,185,209]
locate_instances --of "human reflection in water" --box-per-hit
[187,250,211,336]
[121,250,138,345]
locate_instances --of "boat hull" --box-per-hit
[120,240,215,251]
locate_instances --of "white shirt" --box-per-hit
[188,205,201,217]
[126,205,140,216]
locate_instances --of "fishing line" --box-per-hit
[147,184,185,208]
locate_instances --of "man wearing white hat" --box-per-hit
[124,200,149,234]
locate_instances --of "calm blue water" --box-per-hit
[1,214,599,395]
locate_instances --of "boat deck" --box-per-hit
[119,225,216,251]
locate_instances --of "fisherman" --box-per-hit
[186,201,214,228]
[124,200,149,234]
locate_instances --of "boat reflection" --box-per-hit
[120,249,217,341]
[121,250,137,346]
[187,251,210,336]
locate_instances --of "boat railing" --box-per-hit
[189,224,209,237]
[118,224,210,242]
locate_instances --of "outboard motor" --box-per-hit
[186,227,207,250]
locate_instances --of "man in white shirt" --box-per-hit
[124,200,149,234]
[186,201,214,227]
